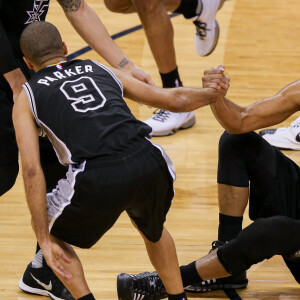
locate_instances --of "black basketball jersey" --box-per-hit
[23,59,152,165]
[0,0,50,60]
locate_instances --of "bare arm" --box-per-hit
[13,89,49,245]
[57,0,153,84]
[13,90,71,279]
[210,80,300,133]
[113,67,229,111]
[4,69,27,98]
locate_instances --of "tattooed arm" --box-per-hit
[56,0,154,84]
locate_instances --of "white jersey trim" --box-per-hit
[23,83,40,126]
[147,138,176,181]
[39,120,75,166]
[48,162,86,231]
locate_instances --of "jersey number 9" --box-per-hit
[60,76,106,113]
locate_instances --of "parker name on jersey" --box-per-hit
[38,64,93,86]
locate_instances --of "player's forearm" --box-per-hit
[3,69,27,98]
[63,1,135,71]
[168,87,222,112]
[210,97,247,133]
[120,68,223,111]
[211,81,300,133]
[23,166,50,246]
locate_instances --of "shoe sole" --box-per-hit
[151,115,196,137]
[261,138,300,151]
[185,279,248,293]
[117,273,131,300]
[19,277,65,300]
[202,21,220,57]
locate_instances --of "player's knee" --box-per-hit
[219,131,243,151]
[218,132,245,166]
[0,163,19,196]
[218,216,300,275]
[219,131,259,161]
[240,217,295,257]
[257,216,300,256]
[104,0,133,13]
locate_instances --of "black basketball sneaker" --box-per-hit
[184,273,248,293]
[185,241,248,293]
[117,271,167,300]
[19,263,74,300]
[117,241,248,299]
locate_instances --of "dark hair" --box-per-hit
[20,21,64,65]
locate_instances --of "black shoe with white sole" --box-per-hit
[117,271,167,300]
[184,272,248,293]
[19,263,74,300]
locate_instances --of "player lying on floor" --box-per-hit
[116,67,300,299]
[14,21,229,300]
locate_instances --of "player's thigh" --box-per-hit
[126,145,174,243]
[48,163,126,249]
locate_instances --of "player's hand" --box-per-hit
[130,65,155,86]
[202,65,230,96]
[40,241,72,281]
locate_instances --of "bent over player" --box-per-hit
[1,0,152,298]
[14,21,227,300]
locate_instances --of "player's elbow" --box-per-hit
[223,115,248,134]
[22,166,40,182]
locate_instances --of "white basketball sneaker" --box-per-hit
[194,0,221,56]
[144,110,196,137]
[259,117,300,150]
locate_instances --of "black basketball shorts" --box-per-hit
[0,76,18,165]
[48,140,176,248]
[0,59,32,165]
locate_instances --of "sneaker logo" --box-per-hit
[30,273,52,291]
[296,133,300,143]
[133,293,144,300]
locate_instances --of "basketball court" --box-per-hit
[1,0,300,299]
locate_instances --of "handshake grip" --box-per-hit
[202,65,230,98]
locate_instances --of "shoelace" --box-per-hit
[152,110,171,122]
[193,19,211,40]
[132,272,167,299]
[290,124,300,128]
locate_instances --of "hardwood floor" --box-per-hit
[1,0,300,299]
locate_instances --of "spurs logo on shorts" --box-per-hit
[25,0,50,24]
